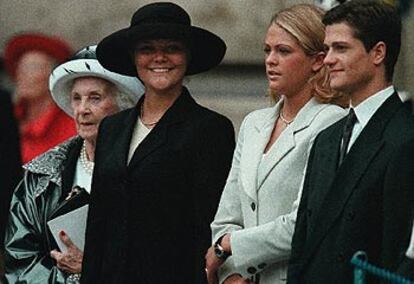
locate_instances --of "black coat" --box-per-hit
[0,89,21,248]
[288,94,414,284]
[393,140,414,280]
[81,89,235,284]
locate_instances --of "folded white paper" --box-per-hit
[406,221,414,259]
[47,204,89,252]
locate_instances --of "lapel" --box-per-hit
[256,98,327,190]
[104,105,139,175]
[127,88,195,169]
[240,102,280,201]
[61,137,83,199]
[302,93,403,264]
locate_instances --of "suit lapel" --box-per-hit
[240,103,280,201]
[256,98,326,190]
[127,89,194,168]
[302,93,403,264]
[106,107,140,173]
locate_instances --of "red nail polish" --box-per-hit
[60,230,66,236]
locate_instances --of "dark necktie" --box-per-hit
[339,108,357,165]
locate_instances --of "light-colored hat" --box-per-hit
[49,45,144,117]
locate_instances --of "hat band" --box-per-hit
[70,47,97,60]
[132,15,190,26]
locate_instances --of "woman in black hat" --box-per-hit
[81,2,235,284]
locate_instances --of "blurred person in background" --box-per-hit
[81,2,235,283]
[4,33,76,164]
[4,45,143,284]
[0,57,21,282]
[205,4,347,284]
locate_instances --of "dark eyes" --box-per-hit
[335,45,347,51]
[325,44,348,53]
[278,47,290,54]
[90,96,101,101]
[135,45,154,53]
[165,44,185,53]
[71,95,101,102]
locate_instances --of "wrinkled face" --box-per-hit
[70,77,119,143]
[15,51,55,101]
[323,23,375,95]
[134,39,188,93]
[264,24,317,97]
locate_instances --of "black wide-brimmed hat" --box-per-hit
[96,2,226,77]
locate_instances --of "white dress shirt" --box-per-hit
[346,86,395,153]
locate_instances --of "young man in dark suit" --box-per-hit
[287,1,414,283]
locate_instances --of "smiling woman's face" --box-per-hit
[70,77,119,143]
[133,39,188,93]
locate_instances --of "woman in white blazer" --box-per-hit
[205,4,347,284]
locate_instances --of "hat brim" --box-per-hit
[49,58,144,117]
[96,23,226,77]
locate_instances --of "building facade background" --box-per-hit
[1,0,413,130]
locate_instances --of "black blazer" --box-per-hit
[82,89,235,284]
[288,93,414,284]
[393,139,414,280]
[0,89,21,248]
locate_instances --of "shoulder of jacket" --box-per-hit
[242,106,275,126]
[191,104,233,128]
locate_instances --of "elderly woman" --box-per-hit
[81,2,235,284]
[4,45,144,284]
[205,4,347,284]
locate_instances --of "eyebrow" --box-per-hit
[70,91,104,97]
[324,41,349,47]
[263,42,293,48]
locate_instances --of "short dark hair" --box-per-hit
[323,0,401,82]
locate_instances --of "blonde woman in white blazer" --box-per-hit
[205,4,347,284]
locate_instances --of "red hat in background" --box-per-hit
[4,32,72,80]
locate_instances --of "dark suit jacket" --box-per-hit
[81,88,235,284]
[288,93,414,284]
[0,89,21,248]
[392,139,414,280]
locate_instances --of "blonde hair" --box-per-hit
[269,4,347,105]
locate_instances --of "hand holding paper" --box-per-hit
[50,231,83,274]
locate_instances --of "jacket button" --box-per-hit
[251,202,256,211]
[247,266,257,274]
[258,263,267,269]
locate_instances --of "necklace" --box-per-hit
[80,141,94,176]
[279,111,294,125]
[140,103,159,127]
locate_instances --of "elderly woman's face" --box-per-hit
[133,39,188,93]
[70,77,119,143]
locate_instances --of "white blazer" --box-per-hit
[211,97,346,284]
